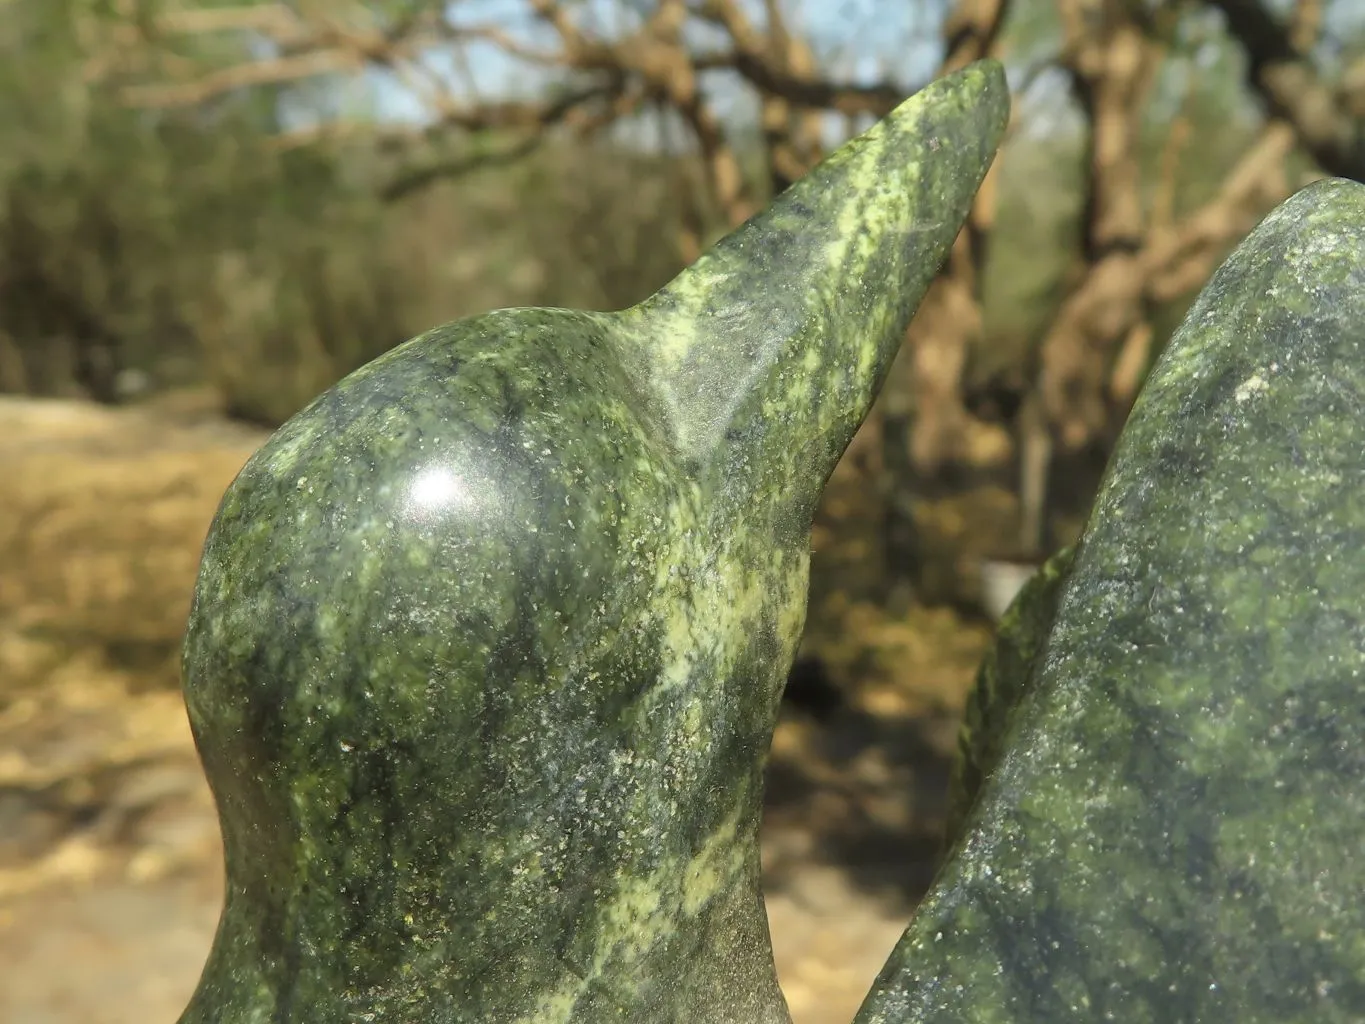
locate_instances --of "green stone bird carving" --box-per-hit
[178,63,1009,1024]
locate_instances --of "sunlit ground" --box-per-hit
[0,394,990,1024]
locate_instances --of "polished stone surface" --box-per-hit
[178,63,1009,1024]
[859,178,1365,1023]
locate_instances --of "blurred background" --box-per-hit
[0,1,1361,1021]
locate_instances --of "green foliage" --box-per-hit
[0,0,689,424]
[0,0,404,415]
[0,0,1345,434]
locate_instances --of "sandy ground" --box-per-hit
[0,674,974,1024]
[0,393,990,1024]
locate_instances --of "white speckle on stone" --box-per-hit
[1234,373,1269,403]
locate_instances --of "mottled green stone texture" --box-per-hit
[857,178,1365,1023]
[178,64,1008,1023]
[945,545,1076,851]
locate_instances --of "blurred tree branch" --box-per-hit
[891,0,1013,490]
[1210,0,1365,181]
[101,0,927,232]
[1013,0,1313,553]
[73,0,1365,596]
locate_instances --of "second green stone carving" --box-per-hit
[859,178,1365,1024]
